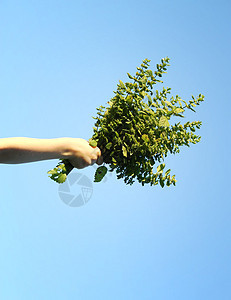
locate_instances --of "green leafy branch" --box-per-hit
[48,57,204,187]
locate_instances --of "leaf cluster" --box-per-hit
[48,57,204,187]
[90,57,204,187]
[47,159,73,183]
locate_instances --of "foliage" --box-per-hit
[48,57,204,187]
[47,159,73,183]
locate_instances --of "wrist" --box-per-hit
[57,138,77,159]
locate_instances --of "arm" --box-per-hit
[0,137,103,168]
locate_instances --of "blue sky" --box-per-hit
[0,0,230,299]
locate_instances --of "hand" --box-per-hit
[67,138,103,169]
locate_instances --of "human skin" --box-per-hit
[0,137,103,169]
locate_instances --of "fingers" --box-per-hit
[90,146,103,166]
[96,155,103,165]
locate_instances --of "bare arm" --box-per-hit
[0,137,103,168]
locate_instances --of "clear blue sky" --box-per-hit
[0,0,230,299]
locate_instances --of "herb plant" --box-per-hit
[48,57,204,187]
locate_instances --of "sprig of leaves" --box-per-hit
[48,57,204,187]
[47,159,72,183]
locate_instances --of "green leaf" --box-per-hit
[89,139,97,147]
[160,179,165,188]
[119,80,126,89]
[159,116,170,127]
[147,94,152,106]
[112,157,117,163]
[146,70,153,77]
[157,163,165,172]
[174,107,184,114]
[106,142,112,150]
[165,101,173,107]
[165,169,171,176]
[122,145,127,157]
[47,169,57,175]
[94,166,108,182]
[142,134,149,142]
[57,173,67,184]
[127,73,133,79]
